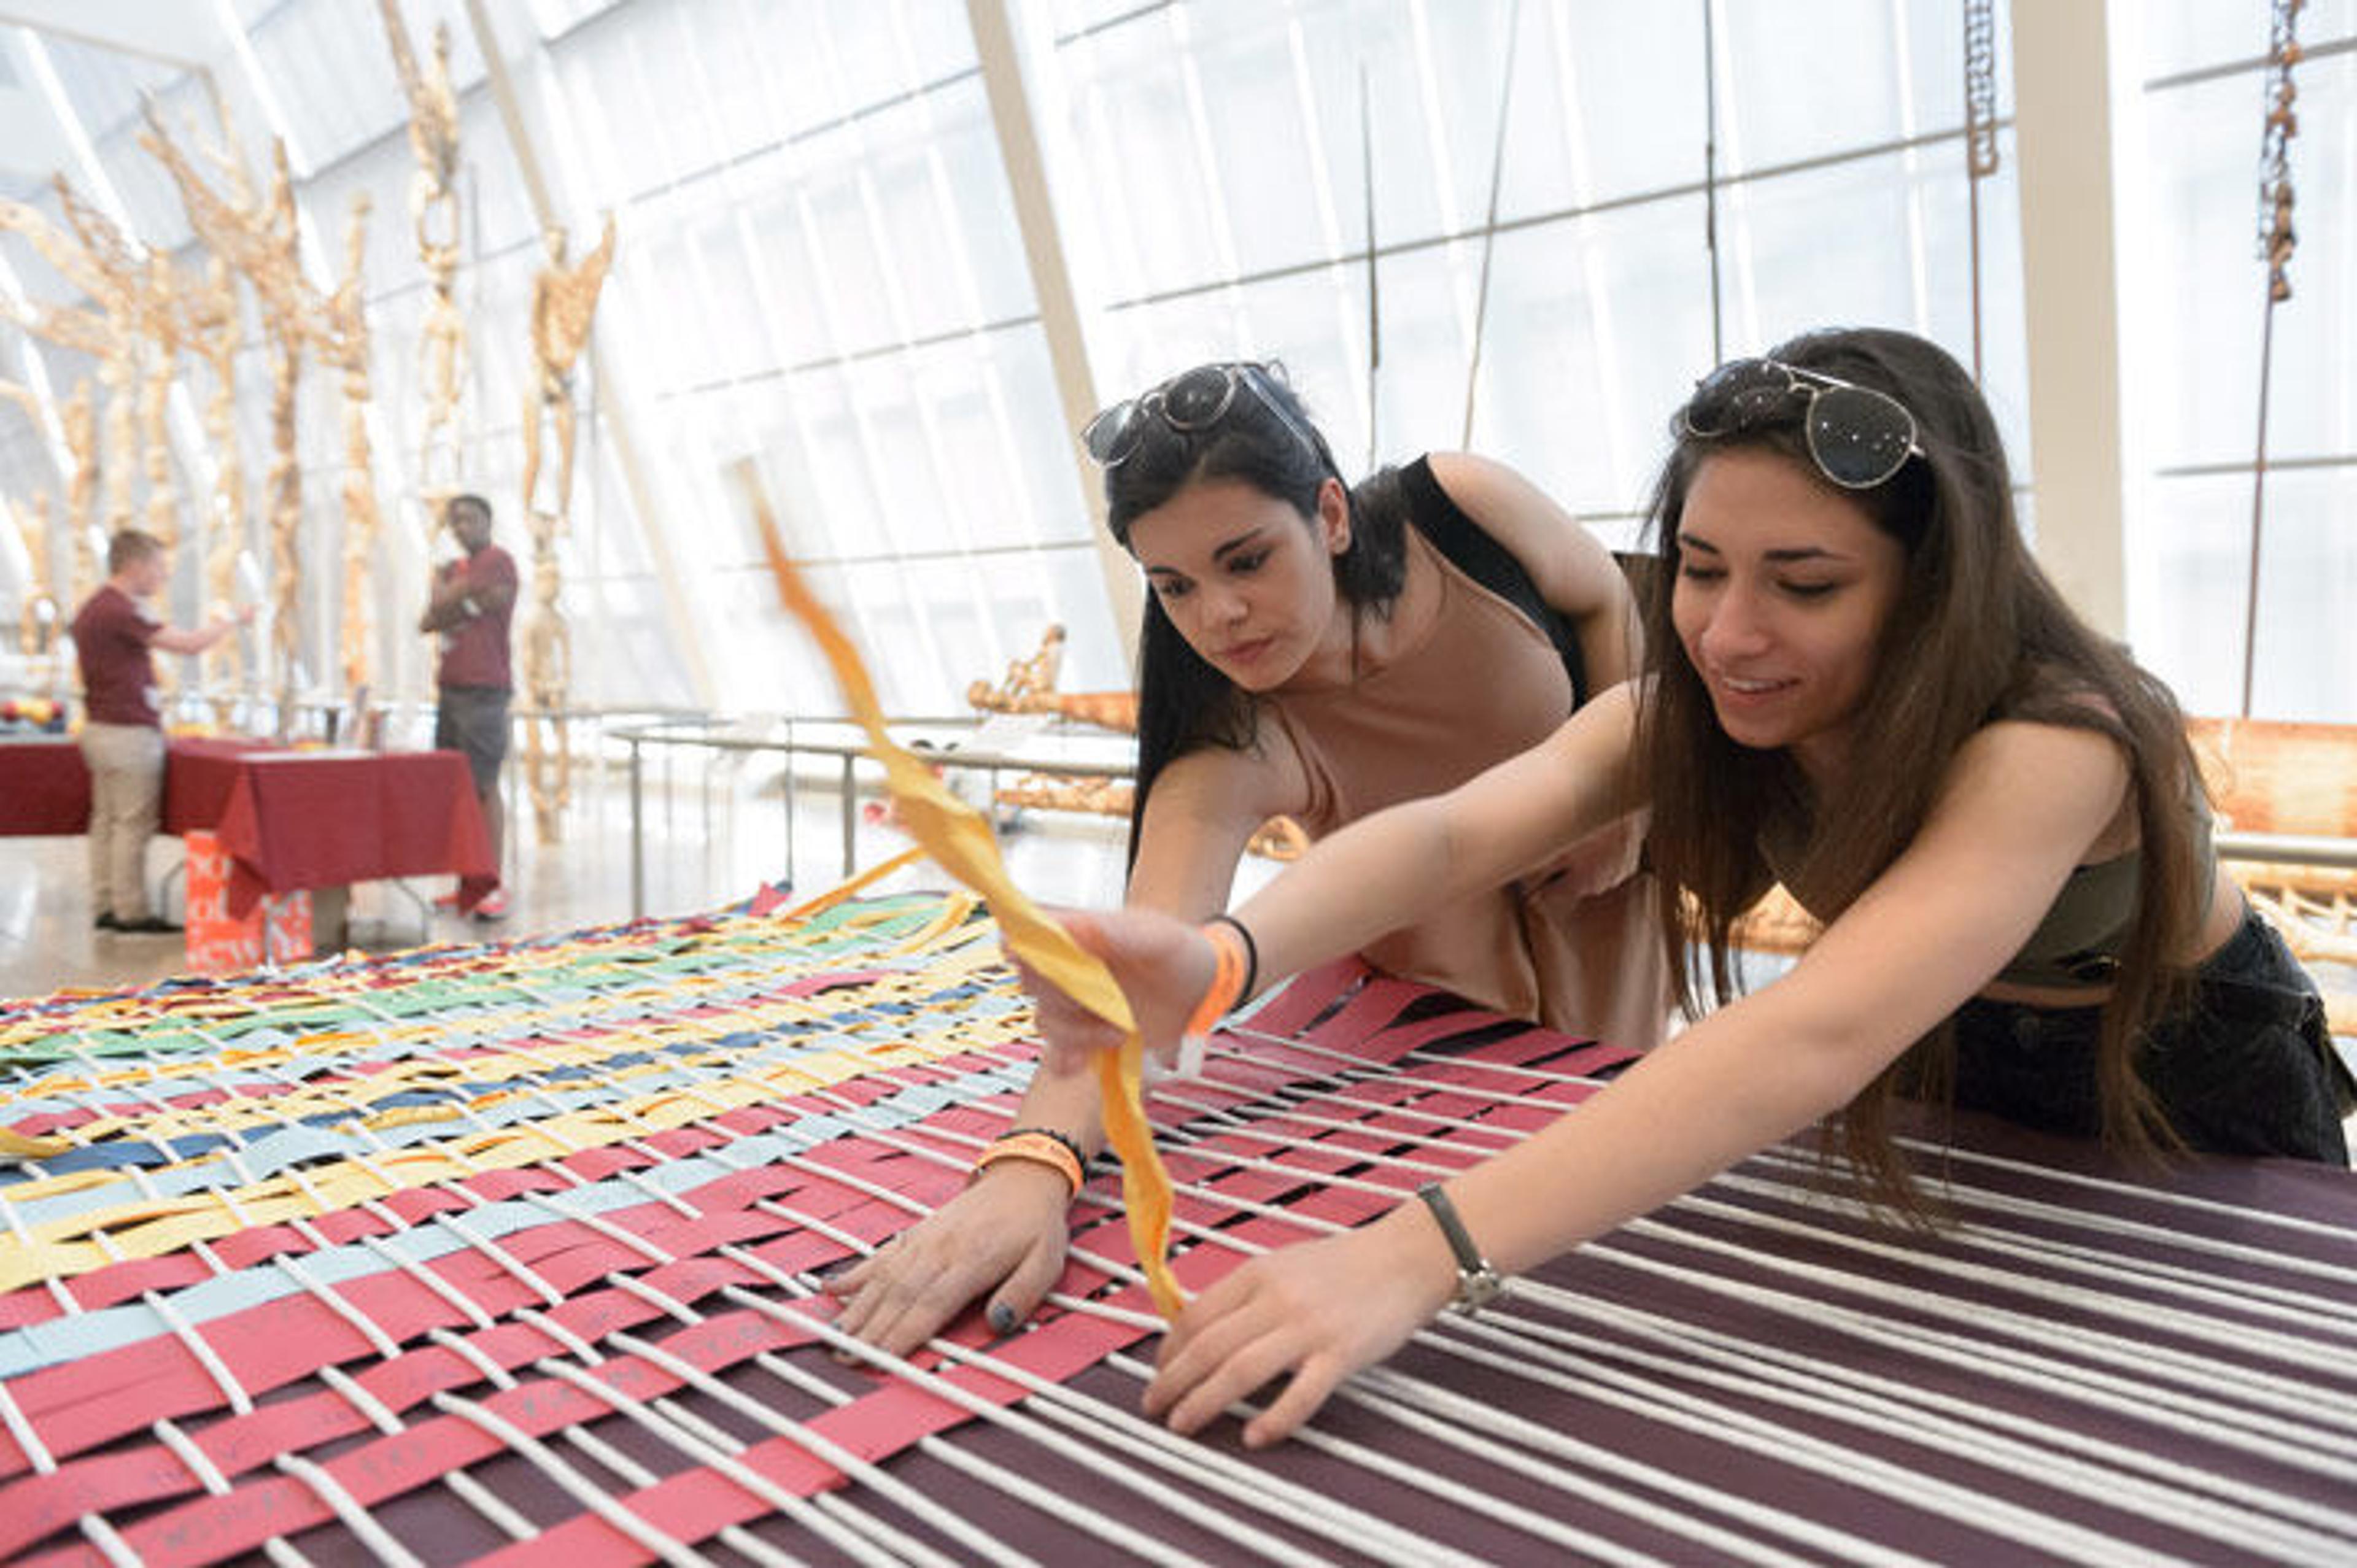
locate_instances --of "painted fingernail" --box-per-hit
[986,1302,1018,1335]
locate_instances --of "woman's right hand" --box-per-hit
[1018,908,1220,1076]
[827,1159,1074,1354]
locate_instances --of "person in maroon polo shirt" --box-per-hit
[417,492,517,919]
[70,529,250,934]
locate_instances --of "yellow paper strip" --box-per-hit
[736,459,1183,1319]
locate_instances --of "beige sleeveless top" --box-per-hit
[1261,530,1666,1049]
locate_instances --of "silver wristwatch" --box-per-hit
[1415,1181,1504,1315]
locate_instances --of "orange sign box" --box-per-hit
[183,830,313,975]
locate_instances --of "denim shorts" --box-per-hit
[435,685,510,795]
[1949,910,2351,1164]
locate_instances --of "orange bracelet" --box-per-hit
[972,1130,1085,1197]
[1175,919,1249,1076]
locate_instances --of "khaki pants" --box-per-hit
[81,722,164,922]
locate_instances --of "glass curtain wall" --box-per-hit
[2134,1,2355,721]
[1051,0,2022,547]
[4,1,2345,726]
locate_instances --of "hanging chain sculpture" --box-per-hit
[1962,0,2000,380]
[2240,0,2305,715]
[142,109,325,736]
[518,212,617,844]
[381,2,470,496]
[314,194,384,702]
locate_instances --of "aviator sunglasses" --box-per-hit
[1677,358,1925,490]
[1083,362,1319,468]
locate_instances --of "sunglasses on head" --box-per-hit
[1083,362,1318,468]
[1677,357,1924,490]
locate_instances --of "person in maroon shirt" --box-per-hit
[70,530,249,933]
[417,493,517,918]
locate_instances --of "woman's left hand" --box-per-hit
[1143,1207,1458,1446]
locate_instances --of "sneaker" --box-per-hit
[117,916,184,935]
[95,912,121,932]
[470,888,509,921]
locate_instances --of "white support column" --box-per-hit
[2010,0,2126,636]
[967,0,1142,664]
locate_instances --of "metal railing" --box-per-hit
[608,715,1137,916]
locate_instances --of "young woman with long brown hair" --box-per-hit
[1014,326,2350,1446]
[829,360,1663,1354]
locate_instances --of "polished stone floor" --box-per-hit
[0,757,1155,1000]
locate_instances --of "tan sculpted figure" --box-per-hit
[520,214,616,526]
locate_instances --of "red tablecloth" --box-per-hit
[0,737,495,914]
[212,749,496,916]
[0,739,95,835]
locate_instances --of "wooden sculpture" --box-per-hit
[517,523,573,841]
[315,194,382,695]
[188,250,249,719]
[59,377,99,602]
[966,622,1067,712]
[142,107,322,732]
[53,179,177,544]
[12,491,56,657]
[521,213,616,527]
[515,213,616,841]
[0,200,143,541]
[382,2,469,489]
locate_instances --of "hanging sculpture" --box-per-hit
[315,193,383,700]
[1,377,58,657]
[55,177,190,546]
[58,377,99,604]
[517,212,617,843]
[12,490,57,657]
[141,109,323,735]
[2239,0,2307,716]
[382,2,470,494]
[521,213,616,528]
[188,248,251,722]
[1962,0,2000,380]
[0,199,144,543]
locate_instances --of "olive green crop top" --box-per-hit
[1759,795,2216,989]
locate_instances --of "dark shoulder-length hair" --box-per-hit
[1635,326,2206,1207]
[1107,364,1422,876]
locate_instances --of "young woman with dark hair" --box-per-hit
[1010,328,2350,1446]
[830,360,1663,1353]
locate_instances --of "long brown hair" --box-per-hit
[1635,327,2205,1208]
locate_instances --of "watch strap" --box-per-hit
[1415,1181,1503,1314]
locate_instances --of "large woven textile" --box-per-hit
[2,890,2352,1565]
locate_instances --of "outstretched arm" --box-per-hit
[1033,686,1643,1079]
[1137,718,2129,1445]
[151,604,251,656]
[833,740,1299,1353]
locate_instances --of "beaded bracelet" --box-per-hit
[971,1129,1084,1197]
[1000,1124,1088,1169]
